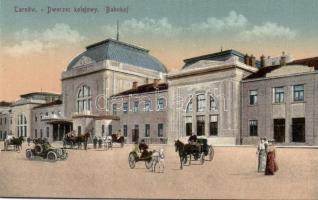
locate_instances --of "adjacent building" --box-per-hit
[241,56,318,145]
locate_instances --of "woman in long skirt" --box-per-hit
[257,138,267,172]
[265,141,278,175]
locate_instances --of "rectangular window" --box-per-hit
[145,100,151,112]
[123,102,129,113]
[274,87,284,103]
[101,125,105,136]
[35,129,37,138]
[108,125,112,136]
[123,125,128,137]
[4,118,6,124]
[185,116,192,136]
[157,98,164,111]
[112,104,117,115]
[294,84,304,102]
[249,120,258,136]
[46,127,49,138]
[35,115,37,122]
[145,124,150,137]
[133,101,139,112]
[197,94,206,112]
[40,129,43,138]
[209,115,218,136]
[249,90,258,105]
[158,124,164,137]
[197,115,205,136]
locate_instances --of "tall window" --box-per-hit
[4,118,6,124]
[185,116,192,136]
[133,101,139,112]
[197,94,206,112]
[249,120,258,136]
[123,102,129,113]
[112,104,117,115]
[157,98,165,111]
[158,124,164,137]
[209,115,218,136]
[17,114,27,137]
[274,87,284,103]
[35,115,37,122]
[46,127,49,138]
[145,124,150,137]
[77,85,91,112]
[108,125,112,136]
[210,96,217,111]
[186,99,193,113]
[35,129,37,138]
[123,125,128,137]
[249,90,258,105]
[294,84,304,102]
[145,100,152,112]
[40,129,43,138]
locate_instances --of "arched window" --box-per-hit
[186,99,193,113]
[17,114,27,137]
[210,96,217,111]
[77,85,91,112]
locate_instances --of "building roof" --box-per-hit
[183,49,260,69]
[112,83,168,97]
[0,101,12,107]
[67,38,167,73]
[20,92,60,98]
[244,56,318,80]
[33,100,62,109]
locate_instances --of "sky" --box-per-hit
[1,0,318,101]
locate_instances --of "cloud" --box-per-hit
[5,40,44,57]
[189,11,248,32]
[238,22,296,41]
[103,17,182,38]
[5,23,85,56]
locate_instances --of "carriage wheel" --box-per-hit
[145,159,153,169]
[208,146,214,161]
[47,151,57,162]
[128,153,136,169]
[200,153,205,165]
[26,149,34,160]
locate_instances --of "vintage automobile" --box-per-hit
[25,138,68,161]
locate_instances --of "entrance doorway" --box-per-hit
[292,118,305,142]
[274,119,285,143]
[132,128,139,143]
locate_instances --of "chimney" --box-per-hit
[280,51,286,66]
[244,54,250,65]
[153,79,160,88]
[132,81,138,89]
[250,54,256,67]
[260,55,265,67]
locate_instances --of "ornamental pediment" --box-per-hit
[73,56,96,68]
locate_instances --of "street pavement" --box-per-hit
[0,142,317,199]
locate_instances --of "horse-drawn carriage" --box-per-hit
[26,138,68,161]
[63,132,90,150]
[175,137,214,169]
[128,150,153,169]
[104,134,125,150]
[3,136,24,152]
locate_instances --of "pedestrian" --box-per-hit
[256,137,268,172]
[265,140,278,175]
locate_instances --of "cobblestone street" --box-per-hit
[0,142,317,199]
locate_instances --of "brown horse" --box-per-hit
[174,140,201,169]
[4,136,24,152]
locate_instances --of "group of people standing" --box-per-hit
[257,138,279,175]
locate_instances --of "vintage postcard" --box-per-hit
[0,0,317,199]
